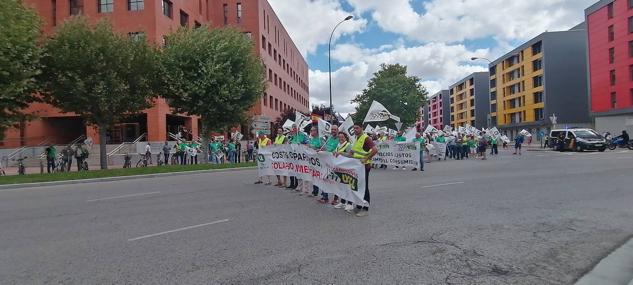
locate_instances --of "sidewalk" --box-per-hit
[575,236,633,285]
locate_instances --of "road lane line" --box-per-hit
[128,219,230,242]
[86,191,160,202]
[421,182,465,189]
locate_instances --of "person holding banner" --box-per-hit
[307,127,324,198]
[318,124,339,204]
[412,133,425,171]
[490,136,499,155]
[286,125,308,190]
[273,128,288,188]
[347,124,378,217]
[255,133,272,185]
[513,134,524,155]
[393,132,407,170]
[332,132,352,208]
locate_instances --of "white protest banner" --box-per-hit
[364,125,374,134]
[423,125,439,134]
[282,119,294,131]
[363,101,401,123]
[458,126,466,134]
[257,144,367,205]
[404,127,417,142]
[429,142,447,159]
[317,119,332,138]
[443,125,453,133]
[340,116,356,142]
[489,127,501,139]
[372,142,421,169]
[500,135,510,143]
[520,129,532,137]
[295,112,309,128]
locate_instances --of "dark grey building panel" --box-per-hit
[472,72,491,128]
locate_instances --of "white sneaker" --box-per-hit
[334,203,345,209]
[402,167,406,170]
[344,204,354,212]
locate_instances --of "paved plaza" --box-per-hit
[1,149,632,284]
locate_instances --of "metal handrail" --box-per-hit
[107,133,146,157]
[7,138,51,161]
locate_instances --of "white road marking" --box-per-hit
[86,191,160,202]
[128,219,230,242]
[421,182,465,189]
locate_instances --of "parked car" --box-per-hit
[548,128,606,152]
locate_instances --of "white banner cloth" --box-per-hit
[373,142,421,169]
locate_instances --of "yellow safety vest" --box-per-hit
[258,138,270,148]
[352,134,371,164]
[274,135,286,145]
[336,141,350,154]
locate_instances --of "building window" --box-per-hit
[533,91,544,103]
[195,21,201,28]
[532,41,542,55]
[268,43,272,56]
[490,78,496,88]
[180,10,189,27]
[128,32,145,41]
[630,0,633,9]
[490,91,497,101]
[630,65,633,81]
[629,41,633,57]
[274,74,277,86]
[608,3,614,19]
[489,66,496,76]
[262,36,266,50]
[532,59,542,71]
[69,0,83,15]
[611,70,617,85]
[237,3,242,23]
[274,98,278,111]
[98,0,113,13]
[223,4,228,25]
[609,47,615,64]
[52,0,57,25]
[608,25,615,41]
[534,108,544,121]
[631,89,633,105]
[162,0,172,18]
[533,76,543,88]
[611,92,617,108]
[128,0,143,11]
[268,69,272,82]
[630,16,633,33]
[269,95,273,108]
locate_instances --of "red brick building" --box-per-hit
[3,0,308,147]
[586,0,633,133]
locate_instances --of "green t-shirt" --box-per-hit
[435,136,446,143]
[46,147,57,159]
[394,136,406,142]
[290,132,307,144]
[324,136,339,152]
[413,137,426,149]
[227,142,236,151]
[309,137,323,149]
[209,142,221,153]
[468,139,476,147]
[462,138,469,146]
[179,143,188,151]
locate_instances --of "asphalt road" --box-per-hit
[1,148,632,284]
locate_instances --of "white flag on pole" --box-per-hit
[339,116,356,142]
[423,125,439,134]
[317,118,332,138]
[364,125,374,134]
[404,127,417,142]
[489,127,501,139]
[295,112,308,129]
[520,129,532,137]
[282,119,295,132]
[363,101,401,123]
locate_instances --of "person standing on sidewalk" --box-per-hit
[347,124,378,217]
[255,132,272,185]
[319,124,339,203]
[162,142,170,165]
[273,128,287,187]
[307,127,324,198]
[513,134,524,155]
[286,126,308,190]
[144,142,153,165]
[44,145,57,173]
[490,136,498,155]
[62,145,74,172]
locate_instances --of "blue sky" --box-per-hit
[270,0,596,114]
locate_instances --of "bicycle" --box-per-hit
[80,159,89,171]
[136,153,148,168]
[55,156,67,173]
[13,157,27,175]
[157,152,164,166]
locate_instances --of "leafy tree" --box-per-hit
[39,18,161,169]
[352,64,427,128]
[161,27,266,161]
[0,0,41,139]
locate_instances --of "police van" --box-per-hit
[548,128,606,152]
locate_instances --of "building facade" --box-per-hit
[3,0,308,147]
[449,72,490,129]
[489,25,591,138]
[586,0,633,134]
[427,90,450,130]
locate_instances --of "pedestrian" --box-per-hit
[209,138,221,164]
[227,139,237,163]
[479,132,488,160]
[319,124,339,203]
[347,124,378,217]
[513,134,524,155]
[235,140,242,163]
[179,140,188,165]
[490,135,499,155]
[162,141,170,165]
[306,127,324,198]
[74,143,88,171]
[44,145,57,173]
[246,141,254,162]
[286,125,308,190]
[144,142,153,165]
[412,133,425,171]
[462,135,470,159]
[255,132,272,185]
[273,128,288,187]
[189,141,199,164]
[62,145,74,172]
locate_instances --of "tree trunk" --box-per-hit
[200,120,210,164]
[99,124,108,170]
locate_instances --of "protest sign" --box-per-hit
[372,142,421,169]
[257,145,367,205]
[340,116,356,142]
[429,142,447,159]
[363,101,401,123]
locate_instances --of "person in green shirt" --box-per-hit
[435,134,446,143]
[468,135,477,156]
[394,132,406,142]
[412,133,425,171]
[226,140,237,163]
[209,138,222,164]
[307,127,325,199]
[321,124,339,152]
[44,145,57,173]
[461,135,470,159]
[490,136,498,155]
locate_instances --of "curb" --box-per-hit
[0,166,257,191]
[575,236,633,285]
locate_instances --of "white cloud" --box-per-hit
[310,42,490,113]
[268,0,367,56]
[346,0,595,43]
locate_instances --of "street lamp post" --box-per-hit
[328,15,353,123]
